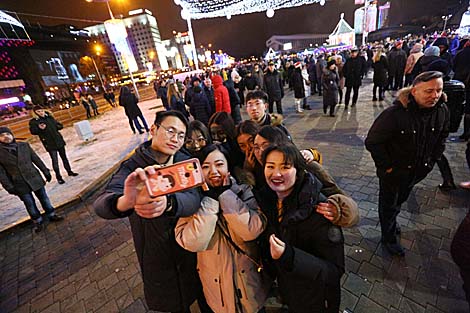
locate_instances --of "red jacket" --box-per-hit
[211,75,231,113]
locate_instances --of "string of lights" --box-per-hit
[174,0,326,20]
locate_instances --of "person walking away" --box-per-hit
[307,58,318,94]
[263,60,284,114]
[211,75,231,114]
[87,93,99,116]
[387,42,407,91]
[404,43,424,86]
[372,46,389,101]
[315,54,327,96]
[29,106,78,184]
[79,93,91,118]
[365,71,449,256]
[0,127,63,232]
[343,46,366,107]
[334,55,345,104]
[157,80,170,110]
[322,59,340,117]
[224,77,242,124]
[119,86,150,134]
[301,63,312,110]
[252,63,264,90]
[292,62,306,113]
[453,40,470,140]
[189,85,212,126]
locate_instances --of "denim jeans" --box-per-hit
[18,187,55,222]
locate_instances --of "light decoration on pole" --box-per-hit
[174,0,327,19]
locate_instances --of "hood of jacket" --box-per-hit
[397,87,447,109]
[269,113,284,126]
[211,75,224,88]
[420,55,440,67]
[410,43,423,54]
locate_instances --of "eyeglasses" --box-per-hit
[185,137,207,146]
[253,142,270,153]
[157,124,186,142]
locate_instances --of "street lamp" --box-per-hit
[91,44,106,91]
[442,14,452,32]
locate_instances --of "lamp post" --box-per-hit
[362,0,370,46]
[442,14,452,33]
[86,0,140,97]
[91,45,106,91]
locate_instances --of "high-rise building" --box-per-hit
[85,9,168,73]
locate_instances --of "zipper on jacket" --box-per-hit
[218,274,225,307]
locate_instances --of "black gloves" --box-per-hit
[45,172,52,182]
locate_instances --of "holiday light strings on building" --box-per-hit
[174,0,326,20]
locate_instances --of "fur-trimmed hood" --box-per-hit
[396,87,447,109]
[270,113,284,126]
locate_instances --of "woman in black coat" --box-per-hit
[292,63,306,113]
[119,86,149,134]
[372,46,389,101]
[322,59,340,117]
[189,86,212,126]
[258,144,345,313]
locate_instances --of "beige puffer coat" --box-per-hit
[175,179,271,313]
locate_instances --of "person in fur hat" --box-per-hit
[365,71,449,256]
[0,127,63,232]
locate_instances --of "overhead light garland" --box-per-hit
[174,0,327,20]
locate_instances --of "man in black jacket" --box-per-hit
[263,61,284,114]
[0,127,63,232]
[365,71,449,256]
[343,47,366,107]
[29,106,78,184]
[93,111,208,313]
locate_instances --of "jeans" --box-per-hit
[345,85,360,106]
[268,99,283,114]
[48,147,72,179]
[378,177,413,243]
[134,114,149,132]
[18,187,55,222]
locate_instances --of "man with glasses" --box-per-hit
[94,111,209,313]
[245,90,291,140]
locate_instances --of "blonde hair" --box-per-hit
[373,47,384,63]
[167,83,181,101]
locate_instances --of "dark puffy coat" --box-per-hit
[412,55,440,76]
[244,75,258,91]
[372,55,389,87]
[119,89,143,119]
[258,173,344,313]
[157,86,169,110]
[203,85,216,113]
[307,61,317,83]
[29,113,66,151]
[93,141,202,312]
[170,95,190,119]
[263,69,283,101]
[0,142,49,195]
[322,68,339,107]
[224,79,242,124]
[387,47,407,76]
[453,47,470,86]
[292,68,305,99]
[343,56,366,87]
[316,58,326,80]
[365,88,449,183]
[189,91,211,126]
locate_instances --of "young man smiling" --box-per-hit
[94,110,207,313]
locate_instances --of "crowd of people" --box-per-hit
[1,30,470,312]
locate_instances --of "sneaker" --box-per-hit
[49,214,64,222]
[459,181,470,189]
[383,242,405,256]
[438,182,457,191]
[57,178,65,184]
[67,172,79,177]
[34,223,43,233]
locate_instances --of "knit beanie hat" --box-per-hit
[0,127,13,135]
[424,46,440,57]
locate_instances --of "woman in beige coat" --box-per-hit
[175,144,271,313]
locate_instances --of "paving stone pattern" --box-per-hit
[1,78,469,312]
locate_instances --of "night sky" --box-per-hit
[1,0,454,57]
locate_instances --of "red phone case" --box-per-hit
[144,158,205,197]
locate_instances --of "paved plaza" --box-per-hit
[0,77,469,313]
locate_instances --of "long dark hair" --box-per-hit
[257,126,289,146]
[198,143,232,169]
[187,120,212,144]
[236,120,260,139]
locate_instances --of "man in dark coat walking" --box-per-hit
[0,127,63,232]
[29,106,78,184]
[93,110,208,313]
[263,61,284,114]
[343,47,366,107]
[453,40,470,140]
[365,71,449,256]
[387,42,407,90]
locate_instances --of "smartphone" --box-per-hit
[145,158,205,198]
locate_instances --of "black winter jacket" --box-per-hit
[189,92,212,126]
[365,88,449,183]
[372,55,389,86]
[453,47,470,86]
[343,56,366,87]
[292,68,305,99]
[258,173,345,313]
[119,92,143,119]
[387,48,407,76]
[0,142,50,195]
[29,113,66,151]
[93,141,202,312]
[263,69,283,101]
